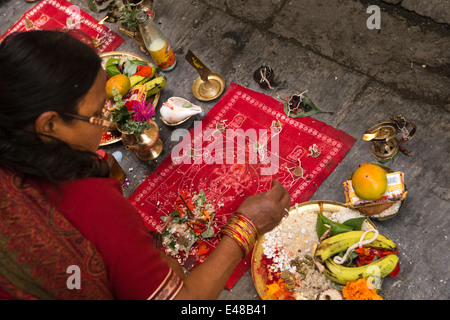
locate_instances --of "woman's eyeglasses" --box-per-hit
[61,111,112,129]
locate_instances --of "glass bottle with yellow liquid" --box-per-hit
[136,11,177,71]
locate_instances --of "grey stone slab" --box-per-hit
[401,0,450,24]
[0,1,30,35]
[310,81,450,299]
[203,0,284,24]
[382,0,403,4]
[171,6,371,126]
[269,0,450,105]
[151,0,210,49]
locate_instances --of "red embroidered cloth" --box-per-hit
[1,0,123,53]
[128,83,356,289]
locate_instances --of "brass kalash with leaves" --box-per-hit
[363,115,416,162]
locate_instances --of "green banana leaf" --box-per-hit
[316,213,366,239]
[342,217,366,230]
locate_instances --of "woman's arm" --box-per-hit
[173,236,243,300]
[172,180,290,300]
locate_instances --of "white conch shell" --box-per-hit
[160,97,203,124]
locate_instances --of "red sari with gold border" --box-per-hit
[0,166,182,300]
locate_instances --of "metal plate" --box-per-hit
[251,200,376,300]
[192,73,225,101]
[99,51,161,147]
[100,51,160,108]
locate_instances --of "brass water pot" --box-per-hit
[118,120,163,161]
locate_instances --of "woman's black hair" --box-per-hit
[0,30,109,184]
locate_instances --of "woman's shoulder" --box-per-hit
[62,176,123,196]
[58,176,129,214]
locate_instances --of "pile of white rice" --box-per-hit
[262,206,372,300]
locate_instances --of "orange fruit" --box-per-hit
[106,74,131,100]
[351,164,387,200]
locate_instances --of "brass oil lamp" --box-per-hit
[185,50,225,101]
[363,115,416,162]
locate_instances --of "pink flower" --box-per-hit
[130,98,155,122]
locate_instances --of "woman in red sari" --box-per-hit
[0,30,290,300]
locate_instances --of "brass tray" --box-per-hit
[99,51,161,147]
[100,51,161,107]
[251,200,376,300]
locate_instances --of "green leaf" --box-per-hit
[316,214,367,239]
[337,250,359,267]
[105,57,121,78]
[87,0,100,13]
[197,190,207,204]
[283,95,333,118]
[160,216,170,222]
[316,214,330,239]
[185,231,199,252]
[201,226,215,239]
[316,213,353,239]
[170,211,181,217]
[87,0,114,13]
[122,59,148,77]
[121,118,151,136]
[201,212,215,239]
[118,3,141,32]
[111,96,133,125]
[342,217,366,230]
[168,240,176,250]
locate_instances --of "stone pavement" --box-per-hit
[1,0,448,300]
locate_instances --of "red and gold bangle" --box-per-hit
[220,213,260,258]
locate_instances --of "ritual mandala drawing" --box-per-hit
[129,83,356,288]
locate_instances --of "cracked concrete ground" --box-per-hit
[1,0,448,300]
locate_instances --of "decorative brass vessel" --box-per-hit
[118,120,163,161]
[363,114,416,162]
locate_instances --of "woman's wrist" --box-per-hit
[220,212,260,258]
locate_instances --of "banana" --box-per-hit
[129,75,150,87]
[129,65,157,87]
[323,254,399,285]
[146,65,157,79]
[145,76,167,96]
[314,230,397,263]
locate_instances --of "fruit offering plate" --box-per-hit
[251,201,376,300]
[100,129,122,146]
[99,51,161,146]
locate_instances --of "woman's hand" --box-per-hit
[236,180,290,235]
[173,180,290,300]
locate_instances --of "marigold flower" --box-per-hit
[342,278,383,300]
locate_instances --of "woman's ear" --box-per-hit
[34,111,60,137]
